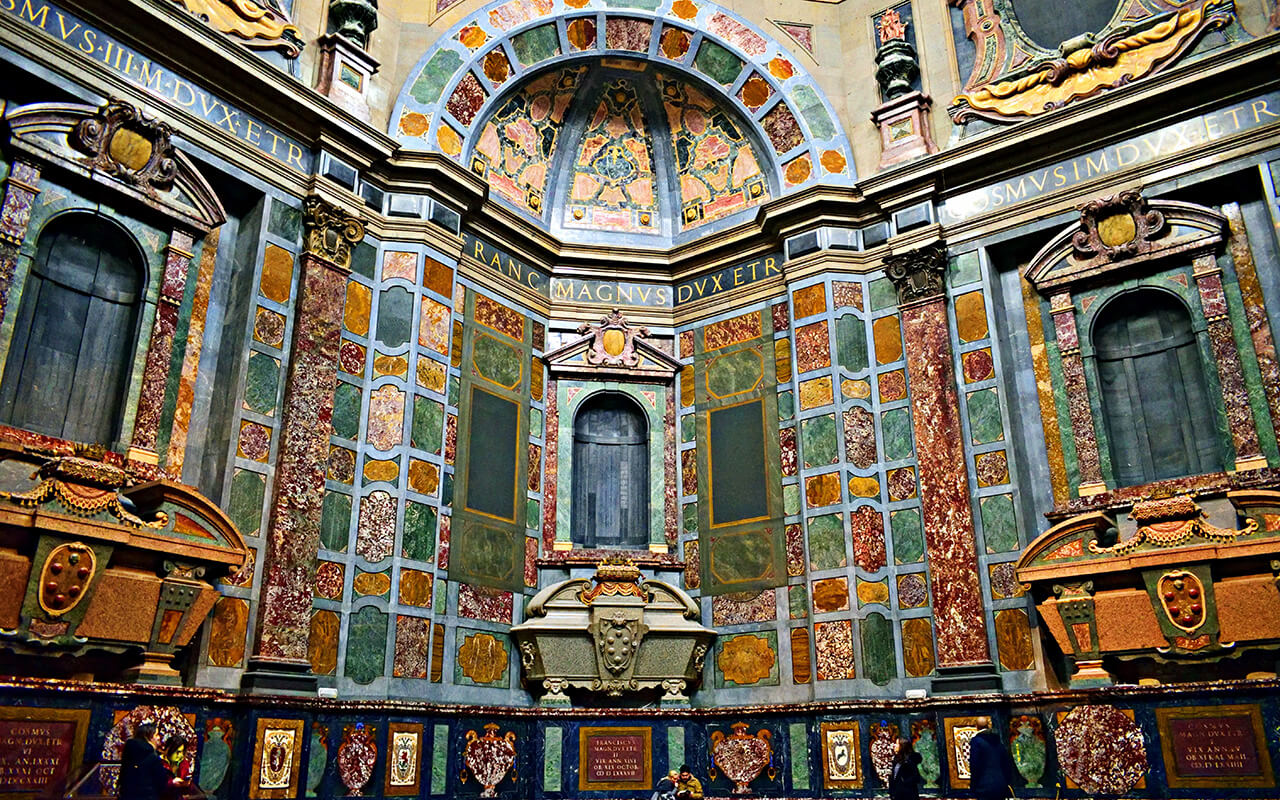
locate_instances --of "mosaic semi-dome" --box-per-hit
[469,62,772,245]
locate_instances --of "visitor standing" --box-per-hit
[967,717,1014,800]
[117,722,176,800]
[888,735,923,800]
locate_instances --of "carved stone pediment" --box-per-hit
[543,309,680,382]
[4,100,226,232]
[1024,192,1228,294]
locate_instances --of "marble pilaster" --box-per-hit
[0,160,42,330]
[1192,252,1266,471]
[243,197,364,695]
[128,230,195,465]
[886,243,998,691]
[1049,291,1106,495]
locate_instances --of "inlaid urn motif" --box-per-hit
[463,723,517,797]
[710,723,774,794]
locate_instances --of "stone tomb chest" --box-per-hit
[511,559,715,704]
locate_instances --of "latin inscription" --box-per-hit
[0,720,76,792]
[675,254,783,305]
[462,233,676,307]
[1169,715,1261,778]
[942,91,1280,224]
[1,0,312,172]
[585,734,646,784]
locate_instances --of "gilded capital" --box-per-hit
[302,196,365,271]
[884,242,948,305]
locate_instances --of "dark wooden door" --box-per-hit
[1094,290,1222,486]
[0,216,141,445]
[571,392,649,548]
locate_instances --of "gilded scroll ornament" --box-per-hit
[1088,494,1258,555]
[950,0,1234,123]
[169,0,303,57]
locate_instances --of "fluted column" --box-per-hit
[242,197,364,694]
[885,242,1000,692]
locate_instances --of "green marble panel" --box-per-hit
[891,507,924,564]
[981,493,1018,553]
[835,315,868,374]
[543,727,562,792]
[530,407,543,438]
[350,242,376,280]
[681,414,695,443]
[319,492,352,552]
[412,396,445,452]
[869,278,897,311]
[706,347,764,398]
[789,722,810,789]
[332,381,361,440]
[527,499,540,530]
[693,40,742,85]
[410,50,464,104]
[949,251,981,287]
[683,503,698,535]
[861,611,895,686]
[434,579,447,614]
[604,0,661,9]
[243,352,279,415]
[377,286,413,347]
[668,727,685,773]
[801,414,839,467]
[512,24,560,67]
[431,724,449,794]
[448,375,460,407]
[807,513,846,569]
[344,605,388,684]
[267,200,302,242]
[783,484,800,516]
[228,468,265,537]
[472,334,522,389]
[402,500,437,561]
[789,584,808,619]
[967,388,1004,444]
[881,408,913,461]
[792,85,835,139]
[778,390,795,420]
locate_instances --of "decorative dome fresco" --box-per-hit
[468,63,771,245]
[391,0,856,249]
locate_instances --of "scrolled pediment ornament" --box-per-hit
[1072,189,1166,265]
[72,100,178,197]
[302,197,365,270]
[884,242,948,305]
[578,309,649,368]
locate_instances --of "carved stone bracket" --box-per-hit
[302,197,365,271]
[884,242,948,305]
[72,100,178,197]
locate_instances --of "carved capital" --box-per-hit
[330,0,379,50]
[302,197,365,270]
[884,242,947,305]
[72,100,177,197]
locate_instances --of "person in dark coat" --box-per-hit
[117,721,176,800]
[967,717,1014,800]
[888,736,922,800]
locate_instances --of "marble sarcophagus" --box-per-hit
[511,558,715,704]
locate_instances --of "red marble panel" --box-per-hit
[393,616,431,678]
[524,537,538,588]
[679,329,695,359]
[711,589,777,625]
[814,620,856,680]
[459,583,514,623]
[475,293,525,340]
[664,389,679,547]
[843,407,875,469]
[446,72,486,126]
[785,523,805,577]
[771,302,790,332]
[794,321,831,373]
[779,426,798,476]
[542,381,559,550]
[437,513,451,570]
[833,281,863,311]
[703,311,762,351]
[681,448,697,496]
[902,296,989,668]
[850,506,886,572]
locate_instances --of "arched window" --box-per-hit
[1093,290,1223,486]
[0,215,144,445]
[571,392,649,549]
